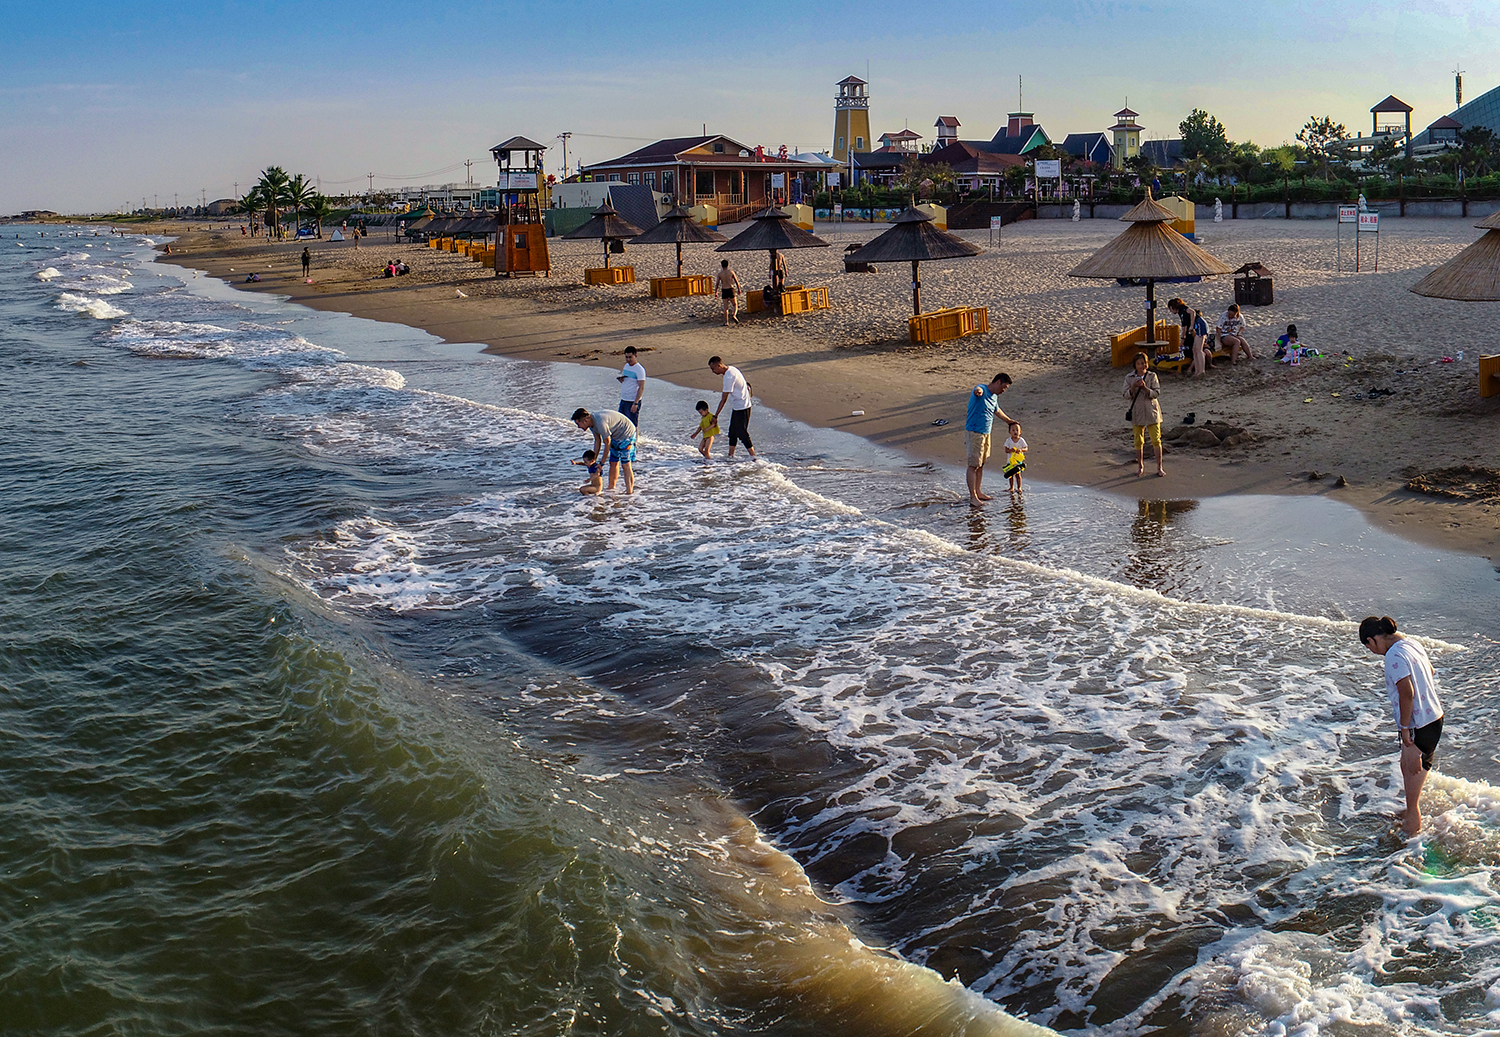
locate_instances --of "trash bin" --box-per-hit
[1233,262,1273,306]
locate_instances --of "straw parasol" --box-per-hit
[1069,191,1235,345]
[1410,209,1500,300]
[562,202,644,268]
[628,203,726,277]
[844,206,983,315]
[716,207,829,283]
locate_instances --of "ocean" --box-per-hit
[3,225,1499,1036]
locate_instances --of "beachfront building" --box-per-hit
[1061,132,1113,167]
[580,136,814,223]
[832,76,872,163]
[1411,79,1500,150]
[392,183,500,209]
[924,142,1024,190]
[934,116,960,146]
[1109,108,1143,169]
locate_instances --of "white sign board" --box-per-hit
[771,173,785,188]
[826,171,841,187]
[507,172,537,190]
[990,216,1003,231]
[1338,205,1358,223]
[1035,159,1062,178]
[833,203,843,217]
[1358,211,1379,230]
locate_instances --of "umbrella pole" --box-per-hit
[1145,279,1156,344]
[676,241,683,278]
[912,259,921,316]
[604,238,610,269]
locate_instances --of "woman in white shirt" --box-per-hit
[1359,615,1445,837]
[1218,303,1254,364]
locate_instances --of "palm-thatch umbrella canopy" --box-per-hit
[1069,192,1235,345]
[844,206,983,315]
[716,207,829,283]
[1410,209,1500,300]
[629,203,727,277]
[562,202,644,268]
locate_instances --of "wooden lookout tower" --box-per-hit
[490,135,551,277]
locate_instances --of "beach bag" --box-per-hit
[1127,387,1142,423]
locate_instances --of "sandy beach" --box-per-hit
[155,215,1500,562]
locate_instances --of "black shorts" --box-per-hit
[1411,716,1443,770]
[727,407,752,450]
[721,288,734,300]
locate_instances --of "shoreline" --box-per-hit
[149,220,1500,564]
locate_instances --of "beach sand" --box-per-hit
[155,216,1500,562]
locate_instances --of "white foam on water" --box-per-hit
[36,266,61,280]
[56,292,128,319]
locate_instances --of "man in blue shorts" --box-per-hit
[964,373,1014,503]
[572,407,637,494]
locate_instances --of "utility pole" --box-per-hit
[367,172,374,196]
[234,181,239,199]
[1456,66,1465,108]
[464,159,473,184]
[559,131,572,177]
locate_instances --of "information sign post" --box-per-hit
[989,214,1002,246]
[1336,204,1357,271]
[1357,210,1379,272]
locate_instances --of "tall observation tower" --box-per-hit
[832,76,871,163]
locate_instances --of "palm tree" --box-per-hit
[255,166,291,237]
[235,186,265,233]
[285,174,314,236]
[305,194,334,238]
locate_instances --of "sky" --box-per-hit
[3,0,1499,214]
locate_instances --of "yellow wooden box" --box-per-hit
[478,249,496,269]
[427,237,440,248]
[649,275,713,298]
[584,266,636,285]
[908,306,988,343]
[1481,354,1500,398]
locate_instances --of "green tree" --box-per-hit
[1179,109,1230,161]
[255,166,291,236]
[1459,125,1498,177]
[893,157,954,200]
[1125,152,1158,184]
[285,173,314,234]
[305,193,334,238]
[1296,117,1349,180]
[234,186,265,230]
[1366,136,1399,171]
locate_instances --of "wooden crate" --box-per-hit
[477,248,496,269]
[649,275,713,298]
[1110,322,1180,367]
[427,237,440,248]
[746,285,829,315]
[584,266,635,285]
[1482,354,1500,399]
[908,306,989,344]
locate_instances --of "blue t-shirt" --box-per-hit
[965,385,1003,434]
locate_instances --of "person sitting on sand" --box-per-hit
[1274,324,1300,361]
[1359,615,1444,837]
[690,399,720,459]
[572,449,603,495]
[1218,303,1254,363]
[396,261,410,276]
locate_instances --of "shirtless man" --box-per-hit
[716,259,740,326]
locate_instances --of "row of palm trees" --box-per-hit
[235,167,335,238]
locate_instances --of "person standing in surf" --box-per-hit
[963,373,1014,503]
[1359,615,1445,837]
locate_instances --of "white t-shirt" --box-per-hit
[722,365,752,410]
[1384,637,1443,730]
[618,361,646,402]
[1003,436,1028,455]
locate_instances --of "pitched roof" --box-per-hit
[1062,132,1111,158]
[984,124,1050,154]
[1371,94,1413,113]
[927,142,1025,173]
[1428,115,1463,130]
[838,75,867,86]
[935,116,960,128]
[881,129,922,142]
[588,136,716,166]
[1140,139,1185,166]
[1114,107,1140,118]
[491,135,548,153]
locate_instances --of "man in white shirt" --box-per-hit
[617,345,646,427]
[708,355,756,459]
[1360,615,1445,836]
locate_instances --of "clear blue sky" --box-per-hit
[3,0,1496,213]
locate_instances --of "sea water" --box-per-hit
[3,226,1499,1036]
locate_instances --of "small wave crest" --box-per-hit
[36,267,61,281]
[57,293,129,319]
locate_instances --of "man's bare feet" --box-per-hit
[978,492,994,501]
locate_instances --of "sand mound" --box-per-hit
[1406,465,1500,501]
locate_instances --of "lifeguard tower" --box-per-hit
[490,135,551,278]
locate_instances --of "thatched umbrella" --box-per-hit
[629,203,726,277]
[562,202,643,269]
[716,207,829,284]
[844,206,983,315]
[1069,192,1234,345]
[1410,209,1500,300]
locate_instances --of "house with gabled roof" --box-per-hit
[580,135,814,219]
[934,116,961,146]
[1061,132,1113,167]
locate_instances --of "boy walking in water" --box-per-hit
[690,400,719,458]
[1002,421,1027,493]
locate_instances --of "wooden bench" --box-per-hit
[584,266,635,285]
[1482,354,1500,398]
[649,275,713,298]
[1150,334,1231,373]
[909,306,990,344]
[1110,322,1180,367]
